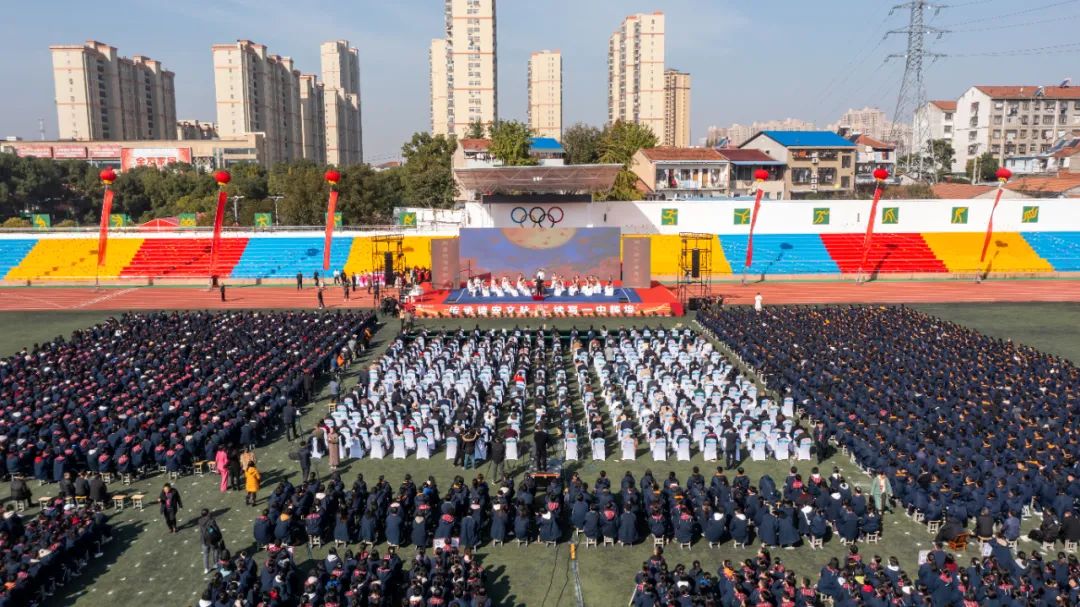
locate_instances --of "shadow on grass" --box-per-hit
[45,519,147,607]
[485,563,524,607]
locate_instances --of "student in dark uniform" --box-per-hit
[159,482,183,533]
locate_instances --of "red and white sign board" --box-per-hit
[16,146,53,158]
[53,146,88,159]
[120,147,192,171]
[88,145,122,159]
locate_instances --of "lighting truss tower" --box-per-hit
[887,0,947,182]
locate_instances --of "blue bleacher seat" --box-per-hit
[230,237,355,278]
[0,239,39,279]
[1021,232,1080,272]
[719,234,840,275]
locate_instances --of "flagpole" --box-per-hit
[96,168,116,292]
[976,167,1012,283]
[857,169,890,285]
[742,169,770,286]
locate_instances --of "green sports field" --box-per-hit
[1,303,1077,607]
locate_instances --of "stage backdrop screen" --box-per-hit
[460,227,621,279]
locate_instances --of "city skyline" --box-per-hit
[2,0,1079,162]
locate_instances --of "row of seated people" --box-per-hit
[1,311,374,484]
[200,541,491,607]
[464,275,615,298]
[631,547,1080,607]
[252,466,888,554]
[0,501,112,607]
[697,305,1080,533]
[579,326,813,463]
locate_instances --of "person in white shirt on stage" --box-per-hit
[568,275,580,297]
[516,274,529,297]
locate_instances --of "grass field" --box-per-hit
[0,304,1076,607]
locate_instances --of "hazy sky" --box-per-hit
[2,0,1079,161]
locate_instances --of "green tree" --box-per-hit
[401,132,458,207]
[488,120,536,166]
[928,139,955,178]
[595,120,658,201]
[2,216,30,228]
[464,120,487,139]
[561,123,602,165]
[267,161,328,225]
[227,162,269,201]
[965,152,999,182]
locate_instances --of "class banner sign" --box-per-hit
[32,214,51,229]
[178,213,198,227]
[660,208,678,226]
[951,206,969,224]
[254,213,273,228]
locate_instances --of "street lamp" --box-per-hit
[268,195,283,226]
[231,195,245,224]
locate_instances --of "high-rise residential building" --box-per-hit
[528,50,562,139]
[430,39,451,135]
[298,74,326,165]
[212,39,303,166]
[320,40,362,165]
[951,85,1080,174]
[833,107,889,141]
[51,40,177,141]
[608,12,665,141]
[430,0,498,137]
[664,69,691,147]
[176,119,218,140]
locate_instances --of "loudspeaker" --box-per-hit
[383,252,394,284]
[688,297,703,311]
[690,249,701,278]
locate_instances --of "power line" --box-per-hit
[950,12,1080,31]
[938,0,1079,27]
[951,41,1080,57]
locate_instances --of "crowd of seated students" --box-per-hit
[0,500,112,607]
[0,311,374,484]
[463,275,615,298]
[631,546,1080,606]
[697,305,1080,546]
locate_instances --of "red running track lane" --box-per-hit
[0,281,1078,312]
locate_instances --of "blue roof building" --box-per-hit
[740,130,858,198]
[528,137,565,165]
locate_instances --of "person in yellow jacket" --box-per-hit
[244,462,261,507]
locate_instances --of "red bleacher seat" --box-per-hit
[819,233,947,274]
[121,238,248,278]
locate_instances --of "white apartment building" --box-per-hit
[952,85,1080,174]
[299,74,326,165]
[528,50,562,140]
[51,40,177,141]
[212,40,303,166]
[608,12,665,142]
[430,0,498,137]
[664,69,691,148]
[320,40,362,165]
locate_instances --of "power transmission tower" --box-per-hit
[887,1,948,183]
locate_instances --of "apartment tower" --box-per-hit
[608,12,665,142]
[320,40,362,165]
[51,40,177,141]
[212,39,303,165]
[430,0,497,137]
[528,50,562,139]
[664,69,691,147]
[298,74,326,165]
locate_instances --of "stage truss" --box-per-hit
[371,234,405,292]
[676,232,713,309]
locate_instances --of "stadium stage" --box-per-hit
[406,284,683,318]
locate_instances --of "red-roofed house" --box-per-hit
[953,85,1080,173]
[1005,173,1080,197]
[630,147,731,200]
[849,134,897,184]
[714,149,786,198]
[930,183,1030,200]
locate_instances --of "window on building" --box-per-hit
[992,130,1001,139]
[993,115,1002,125]
[944,112,953,120]
[791,167,812,184]
[818,167,837,185]
[991,144,1000,153]
[841,154,851,168]
[841,176,850,188]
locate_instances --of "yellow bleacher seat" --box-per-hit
[922,232,1053,274]
[5,238,144,281]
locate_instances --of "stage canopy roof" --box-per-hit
[454,164,622,194]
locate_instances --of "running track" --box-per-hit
[0,280,1078,312]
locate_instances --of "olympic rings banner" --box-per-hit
[458,227,621,279]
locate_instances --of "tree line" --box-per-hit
[0,119,663,227]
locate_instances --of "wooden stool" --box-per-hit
[652,536,665,548]
[516,538,529,547]
[947,533,970,552]
[192,461,206,477]
[131,494,146,511]
[602,537,615,547]
[808,537,824,550]
[112,495,127,511]
[1041,541,1056,553]
[927,520,942,535]
[75,496,89,506]
[38,496,51,509]
[101,473,113,484]
[864,531,881,544]
[121,473,134,485]
[1065,540,1077,552]
[14,499,28,512]
[584,537,597,548]
[678,541,692,550]
[207,461,217,474]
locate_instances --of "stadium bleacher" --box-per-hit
[1021,231,1080,272]
[231,236,355,279]
[922,232,1053,273]
[120,237,248,278]
[719,234,840,275]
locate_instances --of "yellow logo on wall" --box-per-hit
[951,207,969,224]
[661,209,678,226]
[733,208,751,225]
[32,214,51,229]
[882,207,899,225]
[178,213,197,227]
[109,214,130,227]
[813,208,831,225]
[1022,206,1039,223]
[400,212,417,227]
[254,213,272,228]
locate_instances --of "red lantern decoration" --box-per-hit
[99,168,117,185]
[872,168,889,182]
[753,169,769,182]
[995,167,1012,182]
[214,170,231,186]
[325,169,341,185]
